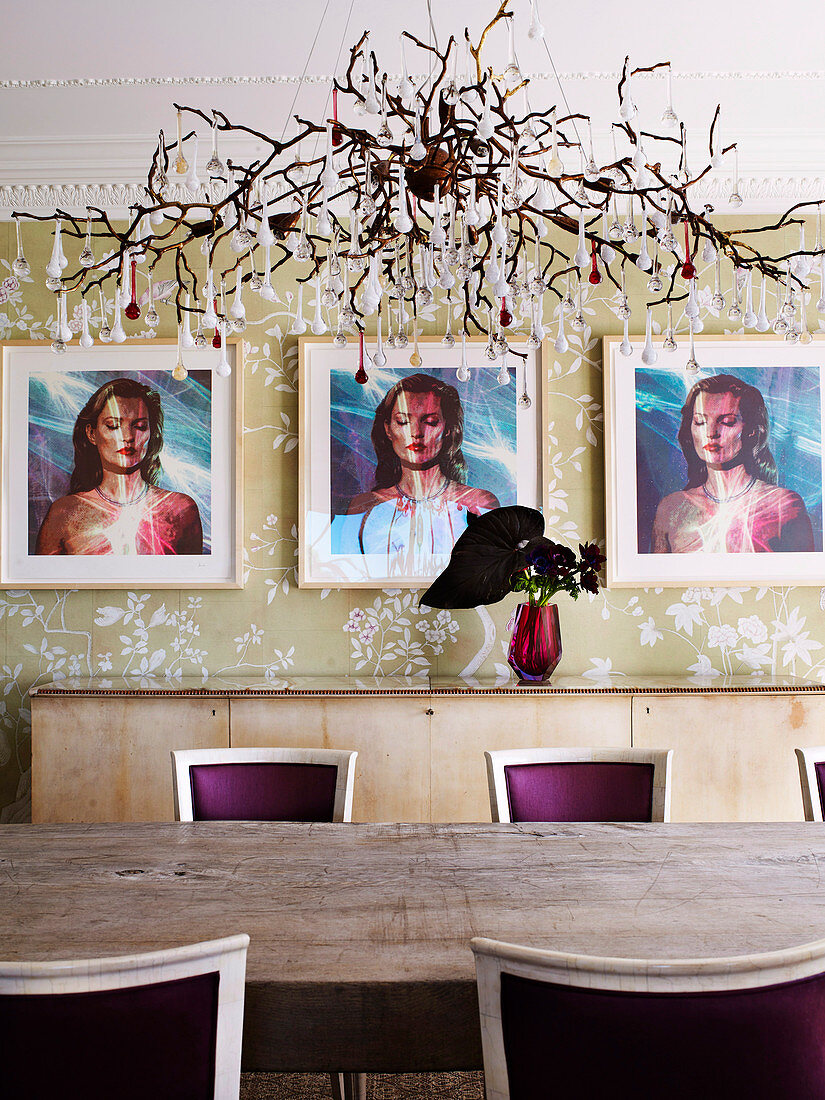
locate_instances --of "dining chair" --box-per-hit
[171,746,362,1100]
[795,746,825,820]
[484,747,673,823]
[472,933,825,1100]
[171,746,358,823]
[0,934,249,1100]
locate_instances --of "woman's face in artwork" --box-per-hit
[86,395,151,474]
[385,390,447,467]
[690,390,746,468]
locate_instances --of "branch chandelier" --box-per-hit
[11,0,825,385]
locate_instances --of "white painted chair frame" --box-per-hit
[171,747,358,822]
[795,746,825,821]
[0,934,249,1100]
[172,747,361,1100]
[484,747,673,823]
[472,934,825,1100]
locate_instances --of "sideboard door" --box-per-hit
[229,696,431,823]
[32,696,230,822]
[429,695,632,822]
[632,693,825,821]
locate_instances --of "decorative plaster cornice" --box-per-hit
[692,175,825,205]
[3,70,825,91]
[0,183,148,213]
[1,174,822,217]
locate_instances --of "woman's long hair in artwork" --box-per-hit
[70,378,165,493]
[370,373,468,490]
[677,373,777,488]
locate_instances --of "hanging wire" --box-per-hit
[536,23,583,146]
[310,0,358,160]
[279,0,335,144]
[425,0,440,53]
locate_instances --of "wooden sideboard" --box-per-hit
[30,674,825,824]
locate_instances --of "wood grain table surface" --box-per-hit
[3,821,825,1071]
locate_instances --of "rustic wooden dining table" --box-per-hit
[3,821,825,1072]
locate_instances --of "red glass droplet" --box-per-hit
[212,332,222,348]
[332,88,343,147]
[589,242,602,285]
[125,257,140,319]
[355,330,368,384]
[499,298,513,328]
[681,221,696,280]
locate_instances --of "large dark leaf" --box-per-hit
[420,506,545,608]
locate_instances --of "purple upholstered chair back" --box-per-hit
[814,762,825,818]
[499,968,825,1100]
[0,972,219,1100]
[503,761,654,822]
[189,761,338,822]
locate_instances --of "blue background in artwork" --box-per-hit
[28,370,213,554]
[635,365,823,554]
[329,366,518,516]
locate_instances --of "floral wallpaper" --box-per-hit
[1,216,824,822]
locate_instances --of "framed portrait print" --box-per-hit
[298,336,541,588]
[1,339,243,588]
[604,335,825,587]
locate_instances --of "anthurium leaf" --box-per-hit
[420,506,545,608]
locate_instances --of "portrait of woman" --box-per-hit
[652,373,814,555]
[35,377,203,556]
[343,373,500,571]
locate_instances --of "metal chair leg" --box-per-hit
[330,1071,367,1100]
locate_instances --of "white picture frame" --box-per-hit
[1,339,243,588]
[604,334,825,587]
[299,336,542,588]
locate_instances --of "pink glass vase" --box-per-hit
[507,603,562,683]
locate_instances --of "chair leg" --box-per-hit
[329,1071,366,1100]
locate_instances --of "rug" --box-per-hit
[240,1072,486,1099]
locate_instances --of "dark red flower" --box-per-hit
[579,541,606,570]
[580,569,600,595]
[549,541,576,572]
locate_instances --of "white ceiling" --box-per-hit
[2,0,825,212]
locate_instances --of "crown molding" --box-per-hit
[1,125,823,217]
[1,174,821,219]
[3,70,825,91]
[0,134,270,187]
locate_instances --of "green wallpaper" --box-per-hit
[1,218,823,821]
